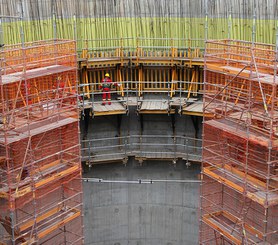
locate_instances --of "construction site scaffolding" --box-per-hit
[200,39,278,244]
[0,39,83,244]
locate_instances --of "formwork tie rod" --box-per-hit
[82,178,201,184]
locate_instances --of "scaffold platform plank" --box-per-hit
[138,100,174,114]
[203,210,264,245]
[176,57,204,66]
[181,102,203,117]
[2,65,75,85]
[19,206,81,242]
[205,119,278,148]
[171,97,198,107]
[181,102,216,117]
[207,64,276,84]
[0,116,78,144]
[0,160,79,199]
[93,102,127,116]
[203,166,278,207]
[85,154,126,165]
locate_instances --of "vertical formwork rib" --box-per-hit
[0,40,83,244]
[200,39,278,244]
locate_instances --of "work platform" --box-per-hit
[137,99,175,114]
[80,100,127,116]
[80,95,209,117]
[78,38,205,117]
[181,102,203,116]
[203,210,266,245]
[82,135,202,165]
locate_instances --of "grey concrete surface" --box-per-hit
[80,107,203,164]
[81,107,202,140]
[83,159,200,245]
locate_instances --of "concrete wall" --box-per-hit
[80,107,202,163]
[81,108,202,244]
[81,107,202,140]
[83,159,200,245]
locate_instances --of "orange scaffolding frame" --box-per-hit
[0,40,83,244]
[200,40,278,244]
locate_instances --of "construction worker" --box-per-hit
[100,73,120,105]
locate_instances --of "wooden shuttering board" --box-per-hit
[181,102,217,117]
[171,97,199,107]
[93,101,126,115]
[182,102,203,116]
[139,100,169,113]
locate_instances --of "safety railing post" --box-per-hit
[136,37,139,65]
[85,39,89,59]
[174,135,177,162]
[92,82,95,115]
[170,38,174,64]
[126,81,129,114]
[120,37,124,65]
[88,140,92,168]
[136,81,139,112]
[124,138,127,157]
[82,86,85,119]
[139,135,142,160]
[167,80,170,114]
[179,81,182,115]
[186,138,190,167]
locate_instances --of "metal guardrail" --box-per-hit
[78,80,204,116]
[81,135,202,165]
